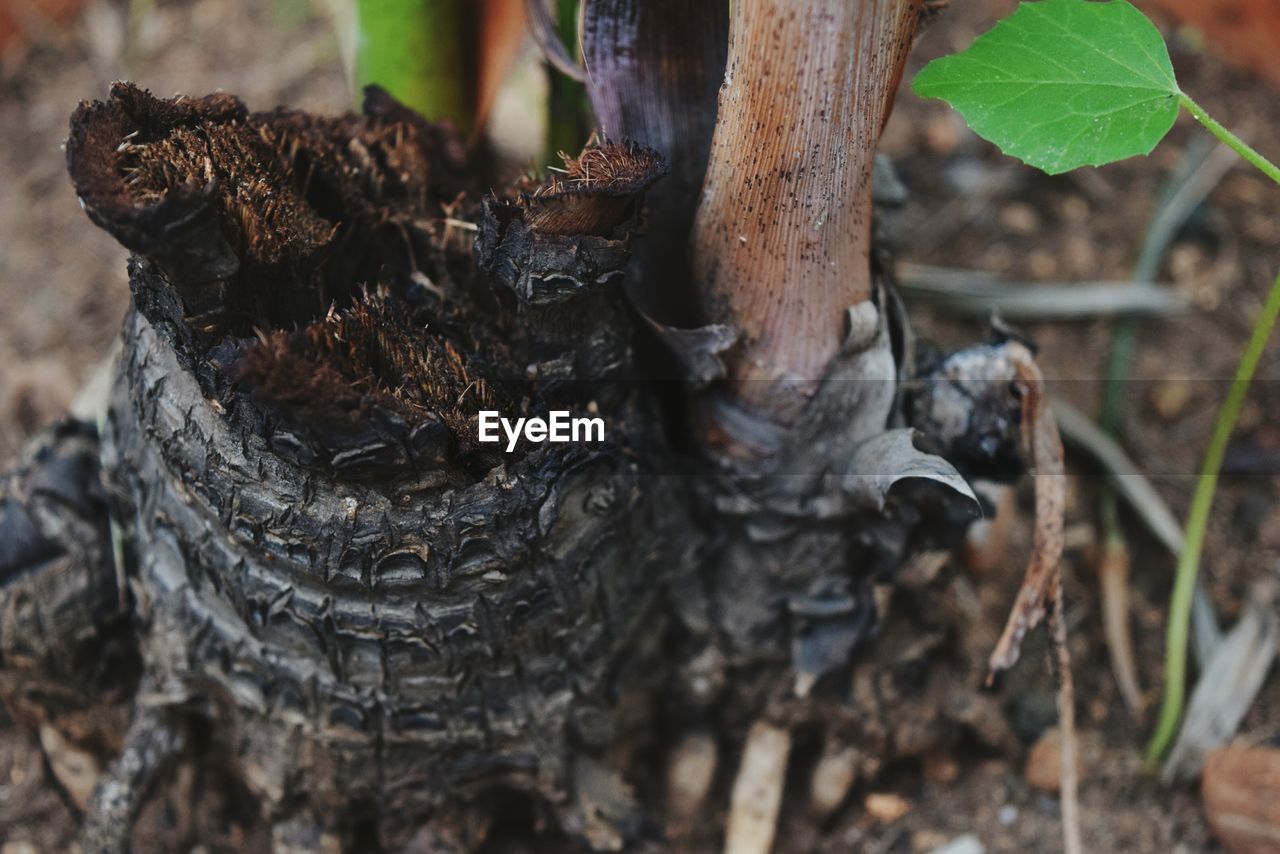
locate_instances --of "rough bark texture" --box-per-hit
[107,303,670,847]
[0,419,135,747]
[57,81,684,850]
[0,71,1044,851]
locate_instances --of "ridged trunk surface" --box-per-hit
[0,65,1040,851]
[105,302,671,846]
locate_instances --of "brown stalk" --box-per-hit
[983,341,1079,853]
[988,342,1067,677]
[691,0,923,428]
[1099,535,1146,719]
[582,0,730,324]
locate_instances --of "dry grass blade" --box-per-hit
[525,0,585,81]
[897,264,1187,319]
[666,731,718,839]
[1051,397,1224,664]
[1162,581,1279,783]
[476,0,530,135]
[987,343,1066,676]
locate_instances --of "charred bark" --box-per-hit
[0,419,136,747]
[56,81,689,850]
[0,64,1045,851]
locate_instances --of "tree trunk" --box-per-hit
[0,8,1045,851]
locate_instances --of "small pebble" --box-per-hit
[923,752,960,784]
[1152,379,1194,421]
[929,834,986,854]
[865,792,911,824]
[924,113,960,154]
[982,244,1013,272]
[1060,195,1090,223]
[1256,507,1280,549]
[1194,283,1221,312]
[1062,234,1097,276]
[999,202,1040,235]
[1027,249,1057,279]
[913,829,948,851]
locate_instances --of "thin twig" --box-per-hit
[79,684,186,852]
[985,344,1078,852]
[988,343,1066,676]
[1050,576,1083,854]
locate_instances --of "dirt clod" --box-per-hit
[1202,744,1280,854]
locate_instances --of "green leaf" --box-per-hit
[912,0,1180,175]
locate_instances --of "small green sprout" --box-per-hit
[913,0,1280,766]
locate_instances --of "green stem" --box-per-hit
[1179,95,1280,186]
[1145,97,1280,765]
[546,0,588,163]
[355,0,475,131]
[1146,267,1280,763]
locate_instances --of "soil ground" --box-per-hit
[1,1,1278,851]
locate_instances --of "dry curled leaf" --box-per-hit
[1164,584,1279,783]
